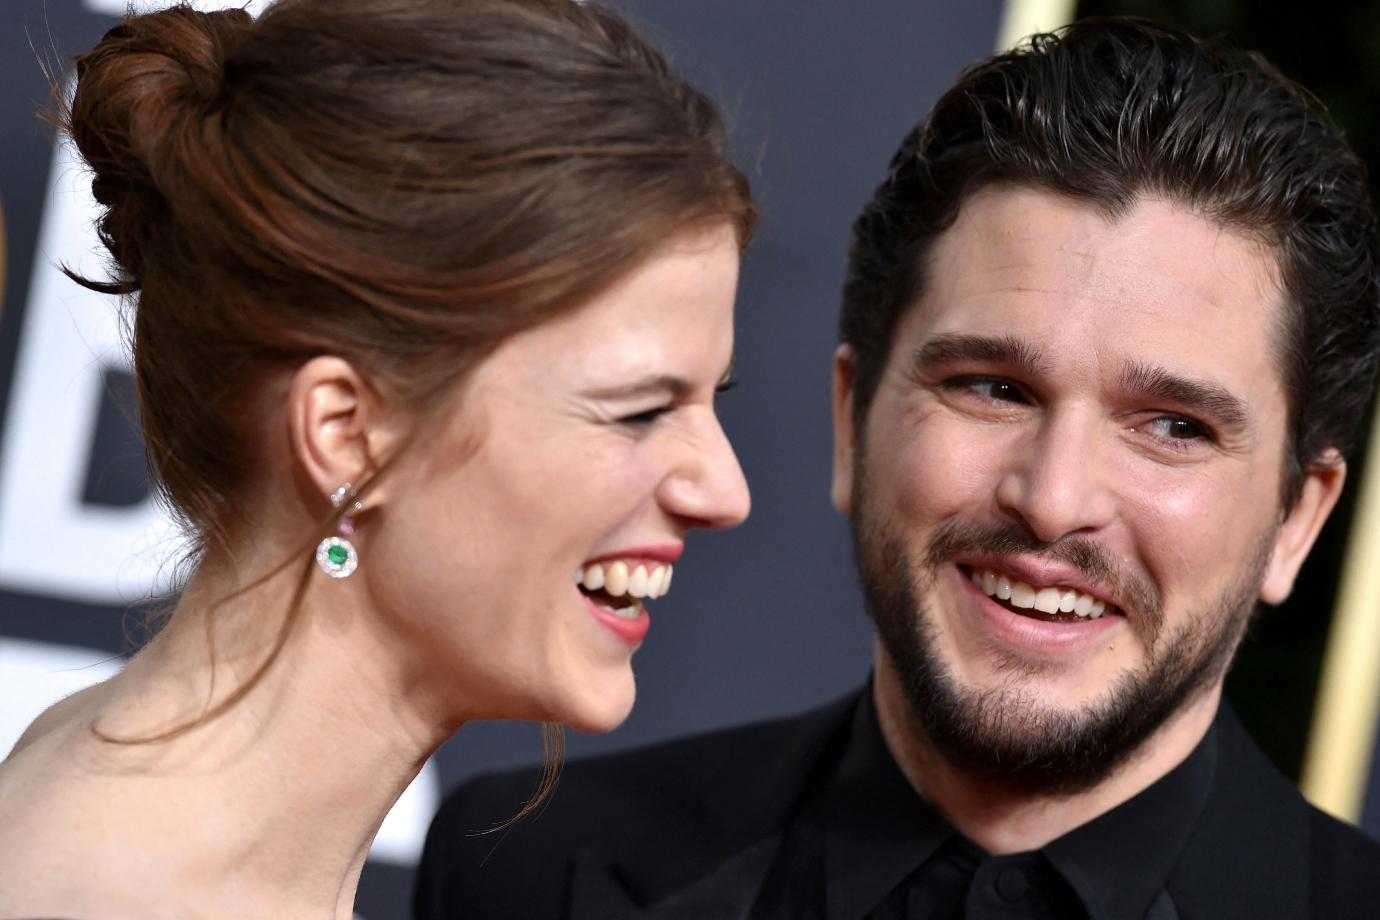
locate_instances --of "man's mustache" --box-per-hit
[922,518,1164,648]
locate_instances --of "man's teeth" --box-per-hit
[576,561,674,601]
[970,568,1108,619]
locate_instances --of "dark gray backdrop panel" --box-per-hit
[0,2,1003,916]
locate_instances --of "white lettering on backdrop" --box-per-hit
[0,138,179,605]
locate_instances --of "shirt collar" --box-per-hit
[1043,714,1218,920]
[822,685,956,920]
[821,683,1220,920]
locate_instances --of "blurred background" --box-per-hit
[1,0,1376,916]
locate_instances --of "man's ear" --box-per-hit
[288,356,398,506]
[831,345,860,515]
[1260,450,1346,604]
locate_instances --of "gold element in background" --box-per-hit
[997,0,1077,49]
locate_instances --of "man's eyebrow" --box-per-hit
[1118,362,1251,428]
[910,333,1048,377]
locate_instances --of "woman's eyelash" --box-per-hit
[619,379,736,425]
[619,406,672,426]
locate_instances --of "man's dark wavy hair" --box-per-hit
[840,17,1380,507]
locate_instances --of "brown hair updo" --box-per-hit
[65,0,756,563]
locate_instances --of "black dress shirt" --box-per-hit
[748,688,1217,920]
[420,678,1380,919]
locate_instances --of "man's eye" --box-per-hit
[953,378,1028,403]
[1145,416,1208,441]
[1132,415,1217,452]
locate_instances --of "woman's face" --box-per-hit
[364,224,749,732]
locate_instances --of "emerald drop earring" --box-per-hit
[315,483,363,579]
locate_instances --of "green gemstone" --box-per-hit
[327,544,350,566]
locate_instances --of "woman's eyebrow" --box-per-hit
[583,354,736,400]
[717,354,737,387]
[582,375,694,400]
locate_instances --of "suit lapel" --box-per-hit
[1163,705,1311,919]
[566,848,643,920]
[564,692,860,920]
[567,838,782,920]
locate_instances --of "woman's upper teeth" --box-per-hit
[971,567,1108,618]
[576,561,674,600]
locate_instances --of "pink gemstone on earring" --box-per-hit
[339,517,355,536]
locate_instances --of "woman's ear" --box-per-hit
[288,357,397,504]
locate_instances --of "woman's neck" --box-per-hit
[76,554,458,917]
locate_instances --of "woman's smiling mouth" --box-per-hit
[574,558,677,646]
[576,560,675,612]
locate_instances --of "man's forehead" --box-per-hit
[901,186,1290,393]
[923,186,1286,321]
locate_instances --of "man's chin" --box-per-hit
[869,569,1233,795]
[892,656,1106,786]
[884,607,1235,796]
[898,675,1150,795]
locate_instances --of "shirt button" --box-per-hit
[995,865,1031,902]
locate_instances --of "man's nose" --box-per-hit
[994,408,1116,544]
[658,412,751,531]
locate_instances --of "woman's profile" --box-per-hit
[0,0,755,915]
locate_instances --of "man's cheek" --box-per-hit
[892,442,984,520]
[913,426,1013,509]
[1122,474,1248,587]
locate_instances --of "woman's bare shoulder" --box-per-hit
[0,684,151,916]
[6,682,109,760]
[0,768,171,920]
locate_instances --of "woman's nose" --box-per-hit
[658,412,751,530]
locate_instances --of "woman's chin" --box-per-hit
[552,672,637,735]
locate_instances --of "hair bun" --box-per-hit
[64,4,253,289]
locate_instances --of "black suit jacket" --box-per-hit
[414,689,1380,919]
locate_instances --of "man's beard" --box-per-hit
[850,468,1273,796]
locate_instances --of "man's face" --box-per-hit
[832,185,1342,791]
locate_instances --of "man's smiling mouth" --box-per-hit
[962,565,1119,623]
